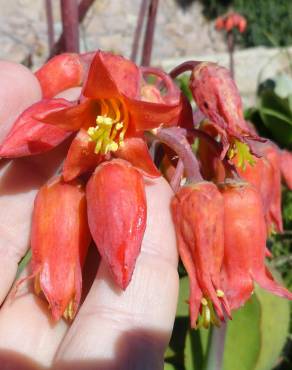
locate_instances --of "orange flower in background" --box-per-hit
[215,12,247,34]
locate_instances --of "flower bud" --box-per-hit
[86,159,147,290]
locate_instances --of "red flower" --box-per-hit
[215,12,247,34]
[280,149,292,190]
[87,159,147,289]
[1,51,182,180]
[219,181,292,311]
[31,177,91,320]
[189,62,262,162]
[171,182,230,328]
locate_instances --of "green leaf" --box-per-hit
[185,328,210,370]
[223,294,262,370]
[164,362,177,370]
[16,249,32,279]
[254,285,290,370]
[259,107,292,146]
[177,276,190,317]
[222,285,290,370]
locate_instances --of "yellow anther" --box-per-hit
[216,289,225,298]
[63,300,74,321]
[201,297,208,306]
[88,99,129,155]
[116,122,123,130]
[197,297,221,329]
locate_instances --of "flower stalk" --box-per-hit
[49,0,94,58]
[45,0,55,54]
[141,0,159,66]
[155,127,203,183]
[131,0,149,63]
[205,324,227,370]
[60,0,80,53]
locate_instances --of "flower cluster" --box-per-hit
[1,50,291,325]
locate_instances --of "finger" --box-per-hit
[0,87,81,304]
[0,61,41,144]
[0,270,68,369]
[54,177,179,370]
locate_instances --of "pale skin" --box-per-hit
[0,61,179,370]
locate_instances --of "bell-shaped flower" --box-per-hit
[86,159,147,290]
[31,176,91,320]
[171,181,230,328]
[219,181,292,311]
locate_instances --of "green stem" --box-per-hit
[204,323,227,370]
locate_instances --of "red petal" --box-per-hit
[63,129,103,182]
[0,99,72,158]
[172,182,228,325]
[265,145,283,233]
[280,149,292,190]
[86,159,146,290]
[37,98,99,132]
[83,51,140,100]
[35,53,83,98]
[31,177,91,320]
[115,137,160,178]
[252,267,292,300]
[125,96,182,131]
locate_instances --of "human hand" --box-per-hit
[0,62,179,370]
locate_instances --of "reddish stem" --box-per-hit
[45,0,55,53]
[141,0,159,66]
[156,127,203,183]
[227,31,235,78]
[170,159,184,192]
[131,0,149,63]
[169,60,201,79]
[60,0,79,53]
[49,0,94,58]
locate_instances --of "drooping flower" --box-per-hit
[171,181,230,328]
[235,143,283,233]
[31,176,91,320]
[189,62,262,162]
[219,180,292,310]
[87,159,147,289]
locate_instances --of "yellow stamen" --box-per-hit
[34,274,41,295]
[197,297,221,329]
[87,99,128,155]
[63,299,74,321]
[216,289,225,297]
